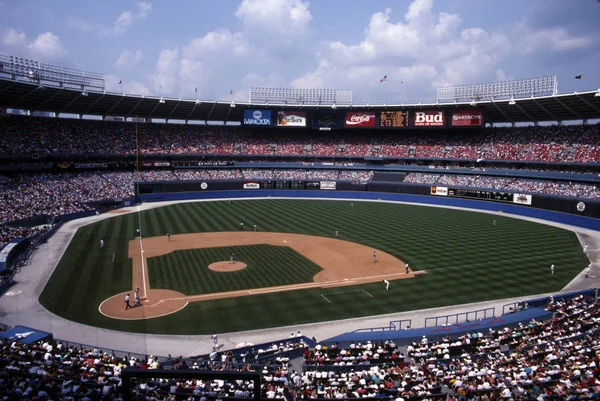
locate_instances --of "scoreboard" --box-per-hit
[443,188,528,204]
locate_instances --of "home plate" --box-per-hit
[345,278,348,281]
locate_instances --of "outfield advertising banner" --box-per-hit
[345,112,376,128]
[513,193,532,205]
[380,111,409,127]
[451,109,484,127]
[313,113,340,130]
[277,111,306,127]
[414,110,445,127]
[320,181,337,190]
[431,186,448,196]
[243,182,260,189]
[243,109,272,125]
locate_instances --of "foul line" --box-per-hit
[362,289,374,298]
[321,294,332,304]
[137,205,148,299]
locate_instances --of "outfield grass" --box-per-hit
[39,199,590,334]
[147,244,323,295]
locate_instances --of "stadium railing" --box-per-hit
[424,307,495,328]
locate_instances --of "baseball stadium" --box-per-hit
[1,2,600,399]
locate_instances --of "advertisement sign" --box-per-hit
[431,186,448,196]
[513,193,532,205]
[414,110,445,127]
[312,113,340,129]
[451,109,483,127]
[380,111,409,128]
[345,112,376,127]
[200,182,208,190]
[243,182,260,189]
[320,181,337,190]
[243,109,272,125]
[277,111,307,127]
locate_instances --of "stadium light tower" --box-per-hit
[437,76,558,103]
[249,87,352,106]
[0,54,105,92]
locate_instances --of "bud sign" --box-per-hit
[413,111,445,127]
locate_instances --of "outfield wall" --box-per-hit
[138,189,600,231]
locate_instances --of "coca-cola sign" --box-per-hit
[451,109,483,126]
[345,112,376,127]
[413,111,445,127]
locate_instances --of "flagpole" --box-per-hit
[384,81,388,105]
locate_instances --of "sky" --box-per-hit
[0,0,599,104]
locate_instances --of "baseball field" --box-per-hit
[39,198,589,334]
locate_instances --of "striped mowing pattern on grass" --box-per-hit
[39,199,590,334]
[147,244,323,295]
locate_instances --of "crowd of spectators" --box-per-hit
[297,293,600,400]
[1,116,599,163]
[2,292,600,400]
[0,167,597,247]
[0,169,375,224]
[402,173,600,200]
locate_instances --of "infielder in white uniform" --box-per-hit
[373,251,377,263]
[100,239,104,248]
[384,279,390,290]
[584,244,589,252]
[551,264,555,275]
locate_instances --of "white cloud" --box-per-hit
[0,27,27,47]
[292,0,513,102]
[100,2,153,36]
[0,28,66,60]
[105,74,150,95]
[514,23,593,55]
[27,32,67,58]
[235,0,312,37]
[115,50,144,69]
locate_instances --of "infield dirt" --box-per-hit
[99,232,424,320]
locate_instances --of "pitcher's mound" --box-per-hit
[209,261,247,272]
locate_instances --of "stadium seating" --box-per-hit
[0,116,599,162]
[1,291,599,400]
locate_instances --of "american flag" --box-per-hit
[380,75,387,82]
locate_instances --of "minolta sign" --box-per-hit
[243,109,272,125]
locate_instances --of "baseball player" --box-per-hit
[384,279,390,291]
[492,220,496,226]
[100,239,104,248]
[586,265,591,278]
[405,263,409,274]
[240,222,244,230]
[373,251,377,263]
[125,294,132,310]
[550,264,555,275]
[351,203,354,208]
[230,253,235,264]
[584,244,589,252]
[253,224,257,232]
[212,333,218,350]
[335,230,339,238]
[167,232,171,241]
[134,287,140,307]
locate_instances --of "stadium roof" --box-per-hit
[0,77,599,124]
